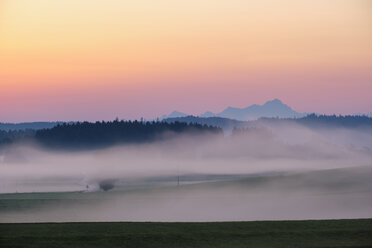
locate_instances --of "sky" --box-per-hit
[0,0,371,122]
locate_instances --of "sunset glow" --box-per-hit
[1,0,371,121]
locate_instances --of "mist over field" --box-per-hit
[1,123,372,222]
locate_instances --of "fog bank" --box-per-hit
[1,124,372,222]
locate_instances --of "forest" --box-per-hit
[34,120,222,149]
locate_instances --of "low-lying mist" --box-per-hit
[1,124,372,222]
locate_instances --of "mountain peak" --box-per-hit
[200,111,215,118]
[169,111,188,117]
[170,110,184,115]
[216,99,303,121]
[264,99,283,105]
[163,99,304,121]
[161,110,188,120]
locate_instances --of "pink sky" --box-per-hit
[1,67,371,122]
[1,0,371,122]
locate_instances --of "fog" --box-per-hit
[1,124,372,222]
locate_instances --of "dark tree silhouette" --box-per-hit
[34,120,222,149]
[0,129,35,146]
[261,114,372,128]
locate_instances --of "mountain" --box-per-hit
[214,99,304,121]
[197,99,304,121]
[199,111,215,118]
[161,111,188,120]
[163,99,304,121]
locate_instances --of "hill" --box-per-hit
[258,114,372,129]
[0,122,62,131]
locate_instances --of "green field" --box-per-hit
[1,219,372,248]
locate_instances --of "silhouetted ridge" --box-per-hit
[0,122,63,131]
[261,114,372,128]
[197,99,305,121]
[163,114,372,132]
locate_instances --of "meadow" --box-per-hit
[1,219,372,248]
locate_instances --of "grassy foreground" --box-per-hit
[1,219,372,248]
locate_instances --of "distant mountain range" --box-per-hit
[161,111,188,119]
[162,99,305,121]
[1,99,370,131]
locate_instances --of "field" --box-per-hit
[1,167,372,247]
[2,166,372,223]
[1,219,372,248]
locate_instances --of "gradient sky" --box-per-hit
[0,0,371,122]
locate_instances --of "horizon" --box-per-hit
[0,98,372,123]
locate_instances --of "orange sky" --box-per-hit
[0,0,371,121]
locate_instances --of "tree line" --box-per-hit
[0,129,36,146]
[34,120,222,149]
[261,114,372,128]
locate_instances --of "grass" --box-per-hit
[1,219,372,248]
